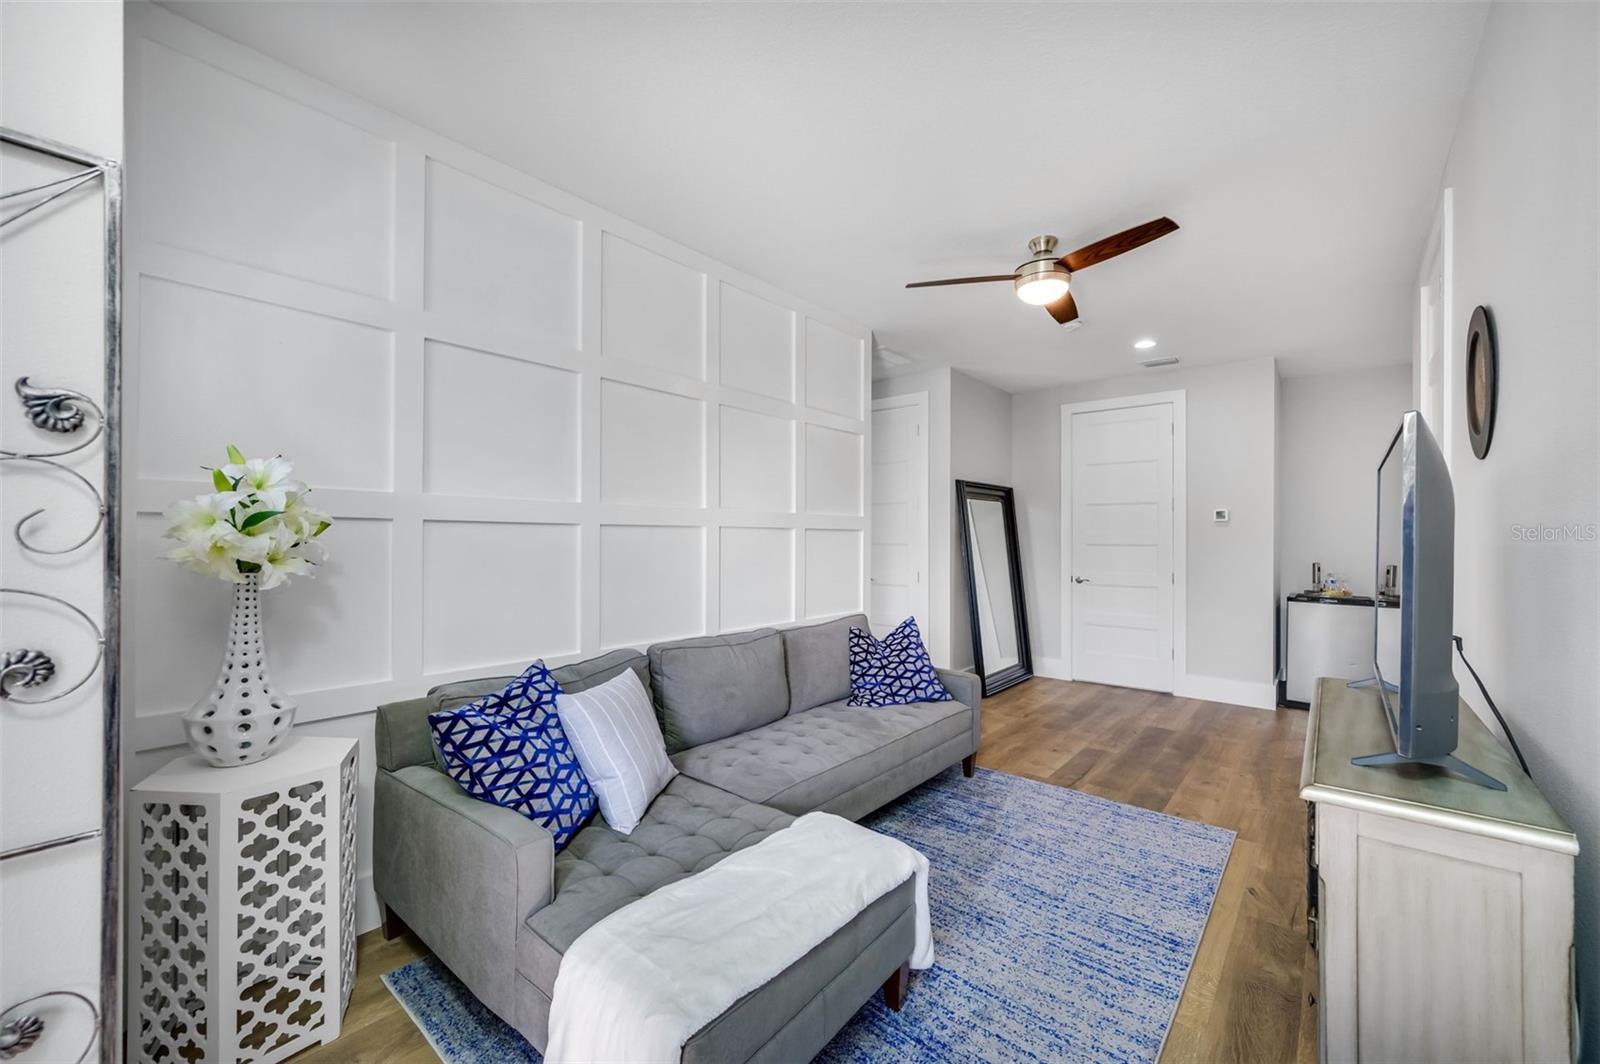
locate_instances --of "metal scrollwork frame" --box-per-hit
[2,379,109,555]
[0,990,100,1063]
[0,591,106,705]
[0,125,123,1063]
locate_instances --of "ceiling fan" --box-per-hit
[905,217,1179,326]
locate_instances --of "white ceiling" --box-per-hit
[163,1,1488,392]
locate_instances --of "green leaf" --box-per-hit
[211,467,231,493]
[239,509,283,532]
[226,443,247,466]
[236,560,263,574]
[313,520,331,537]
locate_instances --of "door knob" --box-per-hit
[1073,577,1090,584]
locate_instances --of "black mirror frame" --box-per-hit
[955,479,1033,697]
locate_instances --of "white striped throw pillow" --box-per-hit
[556,668,677,835]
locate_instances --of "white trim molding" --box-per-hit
[1415,187,1455,468]
[1059,390,1188,692]
[1175,672,1278,711]
[124,3,874,751]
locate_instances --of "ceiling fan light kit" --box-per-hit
[906,217,1179,330]
[1013,235,1073,305]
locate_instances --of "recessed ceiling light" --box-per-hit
[1133,338,1158,350]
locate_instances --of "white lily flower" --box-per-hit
[167,525,267,582]
[221,455,307,512]
[278,492,333,542]
[165,448,328,587]
[163,492,243,547]
[255,524,315,590]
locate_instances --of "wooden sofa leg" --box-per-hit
[382,902,409,941]
[962,754,976,778]
[882,961,911,1012]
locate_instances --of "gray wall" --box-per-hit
[1011,357,1280,699]
[1427,3,1599,1051]
[949,370,1015,671]
[1278,364,1413,598]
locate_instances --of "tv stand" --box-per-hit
[1301,678,1577,1063]
[1349,750,1506,791]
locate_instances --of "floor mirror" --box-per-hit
[956,481,1033,696]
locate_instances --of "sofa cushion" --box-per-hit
[428,661,597,851]
[648,629,789,753]
[780,613,867,715]
[848,617,952,708]
[671,698,971,814]
[552,648,652,699]
[422,650,651,773]
[520,775,792,995]
[557,668,677,835]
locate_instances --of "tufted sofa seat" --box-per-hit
[519,775,793,995]
[673,698,973,817]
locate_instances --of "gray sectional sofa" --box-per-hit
[372,613,980,1062]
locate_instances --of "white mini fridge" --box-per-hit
[1283,594,1400,706]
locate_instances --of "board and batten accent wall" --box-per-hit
[122,6,870,930]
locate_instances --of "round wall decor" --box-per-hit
[1465,304,1498,459]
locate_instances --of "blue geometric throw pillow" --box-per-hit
[428,660,596,851]
[848,617,953,708]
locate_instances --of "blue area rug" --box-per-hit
[383,767,1234,1063]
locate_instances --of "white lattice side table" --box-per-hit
[131,735,359,1063]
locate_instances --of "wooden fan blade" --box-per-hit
[905,273,1017,289]
[1045,289,1080,325]
[1061,217,1179,272]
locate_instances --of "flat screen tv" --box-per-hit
[1352,410,1504,790]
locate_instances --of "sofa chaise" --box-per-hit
[372,613,981,1062]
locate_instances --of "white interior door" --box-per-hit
[1069,402,1175,691]
[870,394,929,640]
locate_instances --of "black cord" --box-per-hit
[1452,635,1532,779]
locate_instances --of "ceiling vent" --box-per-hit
[1138,355,1180,368]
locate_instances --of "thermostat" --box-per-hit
[1212,508,1230,523]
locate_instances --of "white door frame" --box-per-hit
[1416,188,1455,470]
[1059,389,1188,688]
[870,392,931,642]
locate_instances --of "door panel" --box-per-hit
[1070,403,1174,691]
[869,397,929,641]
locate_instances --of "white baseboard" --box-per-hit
[1026,659,1276,710]
[1175,673,1278,710]
[1033,656,1071,680]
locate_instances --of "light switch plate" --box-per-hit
[1212,508,1230,523]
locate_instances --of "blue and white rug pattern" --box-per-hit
[383,767,1234,1063]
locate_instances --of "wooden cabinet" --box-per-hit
[1301,678,1577,1063]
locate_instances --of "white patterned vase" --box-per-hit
[182,574,297,767]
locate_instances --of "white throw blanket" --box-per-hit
[545,811,933,1064]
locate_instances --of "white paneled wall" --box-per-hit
[124,6,870,930]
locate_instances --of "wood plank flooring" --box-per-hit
[295,678,1315,1063]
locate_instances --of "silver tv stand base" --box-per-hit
[1344,677,1507,791]
[1349,750,1507,792]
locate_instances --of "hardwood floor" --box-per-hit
[298,678,1315,1063]
[980,679,1316,1064]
